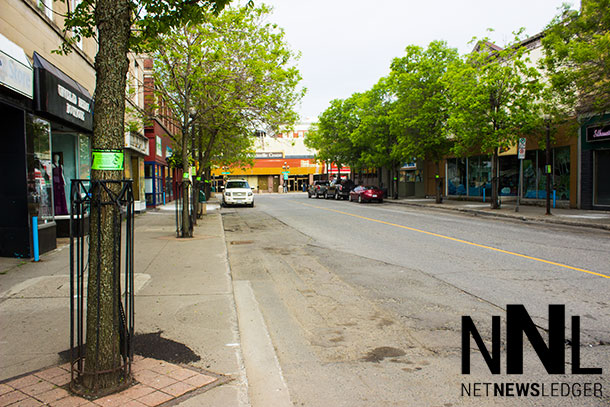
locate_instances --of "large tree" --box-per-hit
[541,0,610,116]
[445,38,543,209]
[305,97,361,178]
[60,0,232,394]
[389,41,459,203]
[351,79,402,197]
[151,4,303,211]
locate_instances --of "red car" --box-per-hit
[349,185,384,203]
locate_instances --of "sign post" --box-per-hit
[516,138,526,213]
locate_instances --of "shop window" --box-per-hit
[594,149,610,206]
[400,170,422,183]
[523,150,539,199]
[498,156,518,196]
[78,134,91,181]
[553,146,570,200]
[522,147,570,200]
[447,158,466,195]
[467,156,491,197]
[26,115,54,223]
[52,133,79,214]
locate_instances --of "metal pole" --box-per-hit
[546,121,551,215]
[32,216,39,261]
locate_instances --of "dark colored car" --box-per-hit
[307,180,330,198]
[349,185,384,203]
[327,178,355,200]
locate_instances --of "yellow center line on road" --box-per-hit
[298,202,610,280]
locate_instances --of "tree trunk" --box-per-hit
[393,165,399,199]
[83,0,131,393]
[491,151,499,209]
[180,122,192,237]
[435,161,442,204]
[191,129,198,225]
[204,168,211,199]
[181,143,191,237]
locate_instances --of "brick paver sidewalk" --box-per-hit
[0,356,224,407]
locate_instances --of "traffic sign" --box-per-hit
[518,138,526,159]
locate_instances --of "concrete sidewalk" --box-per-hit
[0,198,247,406]
[386,197,610,231]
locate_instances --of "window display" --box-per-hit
[447,158,466,195]
[51,133,91,214]
[467,156,491,197]
[26,115,54,223]
[52,153,68,215]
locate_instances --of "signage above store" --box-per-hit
[586,123,610,143]
[0,34,33,99]
[255,152,283,159]
[33,52,93,131]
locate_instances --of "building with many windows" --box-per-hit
[142,57,180,207]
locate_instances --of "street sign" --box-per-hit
[518,138,526,159]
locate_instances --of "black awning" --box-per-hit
[33,52,93,131]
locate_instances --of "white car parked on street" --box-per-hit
[222,179,254,207]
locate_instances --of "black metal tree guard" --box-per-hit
[193,179,205,220]
[175,180,194,238]
[69,179,135,396]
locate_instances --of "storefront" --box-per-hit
[144,134,173,207]
[145,162,165,206]
[399,161,425,197]
[33,52,93,237]
[211,157,320,193]
[1,41,92,256]
[0,34,37,257]
[446,145,574,205]
[124,131,148,212]
[581,116,610,209]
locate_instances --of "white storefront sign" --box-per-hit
[0,33,33,99]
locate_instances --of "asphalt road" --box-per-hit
[223,193,610,406]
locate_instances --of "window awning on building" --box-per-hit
[33,52,93,131]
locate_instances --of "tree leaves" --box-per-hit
[151,4,303,174]
[541,0,610,115]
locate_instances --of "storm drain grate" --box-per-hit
[230,240,254,245]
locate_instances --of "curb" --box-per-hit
[386,200,610,232]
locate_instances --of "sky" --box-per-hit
[259,0,581,122]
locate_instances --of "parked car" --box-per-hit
[222,179,254,207]
[327,178,355,200]
[349,185,384,203]
[307,180,330,198]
